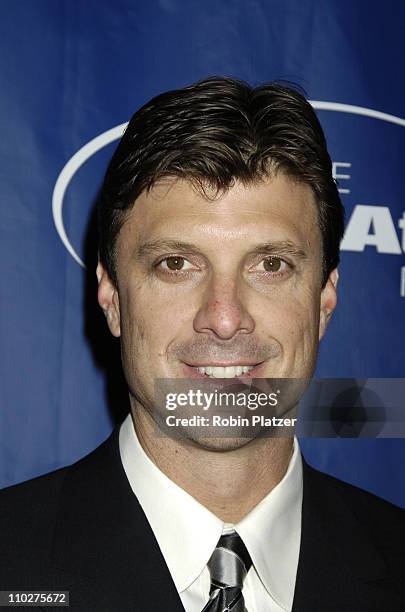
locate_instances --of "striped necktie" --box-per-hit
[201,531,252,612]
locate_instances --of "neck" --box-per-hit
[130,402,294,524]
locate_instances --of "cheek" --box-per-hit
[119,284,190,361]
[260,289,320,347]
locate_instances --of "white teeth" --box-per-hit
[196,365,254,378]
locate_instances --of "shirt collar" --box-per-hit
[119,413,302,609]
[119,413,223,591]
[236,438,302,610]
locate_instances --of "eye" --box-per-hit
[255,256,288,274]
[158,256,194,272]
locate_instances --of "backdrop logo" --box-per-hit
[52,122,127,267]
[52,102,405,293]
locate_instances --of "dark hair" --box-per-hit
[98,76,344,286]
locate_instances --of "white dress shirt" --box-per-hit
[119,413,303,611]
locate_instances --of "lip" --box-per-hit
[181,361,266,379]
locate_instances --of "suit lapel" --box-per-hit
[50,427,185,611]
[292,460,388,611]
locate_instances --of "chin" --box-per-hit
[187,432,257,452]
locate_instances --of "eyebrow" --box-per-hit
[250,241,308,260]
[136,240,203,260]
[136,239,308,260]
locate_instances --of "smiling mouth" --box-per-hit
[183,362,264,378]
[196,365,254,378]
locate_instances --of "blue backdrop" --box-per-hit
[1,0,404,506]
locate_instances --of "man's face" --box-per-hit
[98,174,338,440]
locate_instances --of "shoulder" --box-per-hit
[0,466,69,529]
[0,426,118,511]
[303,460,405,556]
[0,465,70,585]
[304,460,405,515]
[0,429,118,565]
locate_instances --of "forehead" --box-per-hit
[117,173,321,255]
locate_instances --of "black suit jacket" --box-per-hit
[1,425,404,611]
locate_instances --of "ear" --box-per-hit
[319,268,339,340]
[96,262,121,338]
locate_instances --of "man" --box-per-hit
[0,77,404,611]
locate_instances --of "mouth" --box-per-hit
[182,362,266,379]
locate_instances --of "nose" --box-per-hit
[193,275,255,340]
